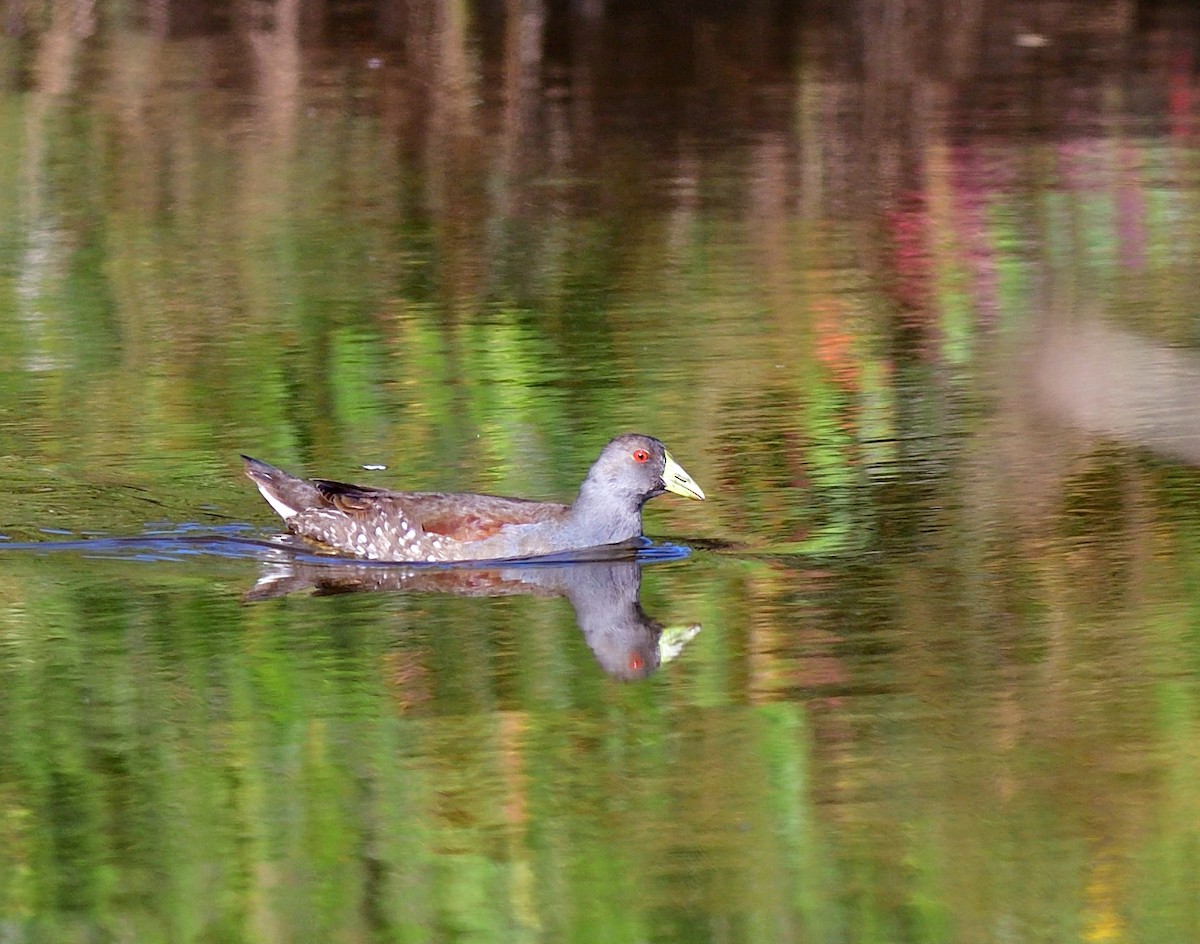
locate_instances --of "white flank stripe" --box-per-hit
[256,484,299,519]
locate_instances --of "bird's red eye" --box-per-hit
[632,449,649,463]
[628,653,644,671]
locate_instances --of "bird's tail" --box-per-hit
[241,456,322,521]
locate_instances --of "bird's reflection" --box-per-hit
[245,554,700,680]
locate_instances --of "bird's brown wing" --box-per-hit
[312,481,567,545]
[412,494,568,544]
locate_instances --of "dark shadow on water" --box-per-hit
[0,523,292,563]
[0,525,702,680]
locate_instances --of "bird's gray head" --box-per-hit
[579,433,705,513]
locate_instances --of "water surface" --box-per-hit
[2,2,1200,942]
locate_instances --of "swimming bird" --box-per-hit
[242,433,704,562]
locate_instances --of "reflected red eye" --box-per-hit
[628,653,644,671]
[632,449,650,463]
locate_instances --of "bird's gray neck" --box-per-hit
[568,479,644,545]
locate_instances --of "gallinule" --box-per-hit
[242,433,705,562]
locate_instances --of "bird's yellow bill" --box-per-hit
[662,452,706,501]
[659,623,702,664]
